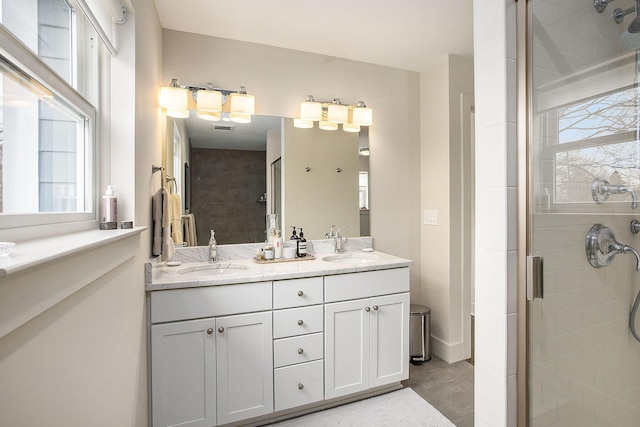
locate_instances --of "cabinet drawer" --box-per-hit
[150,281,272,323]
[273,305,323,338]
[324,268,410,303]
[274,360,324,412]
[274,333,323,368]
[274,277,323,309]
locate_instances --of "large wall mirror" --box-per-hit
[166,113,370,245]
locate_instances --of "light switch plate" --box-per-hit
[423,210,438,225]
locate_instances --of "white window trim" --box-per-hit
[0,23,98,241]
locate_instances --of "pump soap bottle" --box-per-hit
[209,230,217,262]
[274,230,283,259]
[298,228,307,257]
[100,185,117,230]
[290,226,300,257]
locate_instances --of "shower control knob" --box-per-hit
[297,290,304,297]
[297,320,304,326]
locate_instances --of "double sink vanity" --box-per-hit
[146,238,413,427]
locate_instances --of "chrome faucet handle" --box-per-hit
[586,224,640,271]
[592,178,638,209]
[325,225,336,239]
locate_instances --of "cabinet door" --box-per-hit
[151,318,216,427]
[216,311,273,425]
[324,299,369,399]
[369,292,410,387]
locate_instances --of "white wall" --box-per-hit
[419,54,474,363]
[162,30,422,287]
[0,0,164,425]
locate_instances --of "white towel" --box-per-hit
[171,193,183,244]
[160,187,175,261]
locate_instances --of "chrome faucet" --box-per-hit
[325,225,336,239]
[334,226,348,253]
[592,178,638,209]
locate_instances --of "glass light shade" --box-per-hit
[300,101,322,121]
[327,103,348,123]
[343,123,360,132]
[229,112,252,123]
[229,93,255,115]
[159,86,188,111]
[352,106,373,126]
[197,89,223,112]
[197,111,221,121]
[294,118,314,128]
[166,108,189,119]
[319,120,338,131]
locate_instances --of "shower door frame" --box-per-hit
[516,0,531,426]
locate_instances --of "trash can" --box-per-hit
[410,304,431,364]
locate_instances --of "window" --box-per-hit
[549,85,640,205]
[0,0,100,232]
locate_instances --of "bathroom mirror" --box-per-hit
[166,113,370,245]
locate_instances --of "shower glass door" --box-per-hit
[528,1,640,426]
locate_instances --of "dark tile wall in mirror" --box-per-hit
[190,148,266,245]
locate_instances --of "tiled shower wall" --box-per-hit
[189,148,267,245]
[531,1,640,426]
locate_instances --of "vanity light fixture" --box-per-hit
[294,95,373,131]
[159,78,256,123]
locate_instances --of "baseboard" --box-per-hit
[431,335,468,363]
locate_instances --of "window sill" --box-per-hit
[0,227,146,339]
[0,227,146,279]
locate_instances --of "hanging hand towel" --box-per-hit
[171,193,183,244]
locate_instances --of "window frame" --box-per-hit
[0,22,97,235]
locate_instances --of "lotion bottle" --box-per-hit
[298,227,307,257]
[274,229,283,259]
[208,230,217,262]
[100,185,117,230]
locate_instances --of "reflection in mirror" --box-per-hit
[167,113,370,245]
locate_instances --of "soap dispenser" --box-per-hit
[298,228,307,257]
[290,226,300,256]
[208,230,217,262]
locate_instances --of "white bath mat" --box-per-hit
[269,387,456,426]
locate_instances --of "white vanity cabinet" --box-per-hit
[150,282,273,427]
[324,268,410,400]
[273,277,325,412]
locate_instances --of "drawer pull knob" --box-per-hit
[297,290,304,297]
[218,327,225,333]
[373,305,379,311]
[207,328,214,335]
[297,348,304,354]
[365,306,371,312]
[297,319,304,326]
[298,383,304,390]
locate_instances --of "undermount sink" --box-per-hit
[322,253,381,264]
[174,262,250,277]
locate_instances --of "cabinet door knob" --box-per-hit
[207,328,214,335]
[218,327,225,333]
[297,348,304,354]
[297,290,304,297]
[298,383,304,390]
[365,306,371,312]
[373,305,379,311]
[297,319,304,326]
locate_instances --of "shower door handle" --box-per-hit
[527,256,544,301]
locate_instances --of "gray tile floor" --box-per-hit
[402,357,474,427]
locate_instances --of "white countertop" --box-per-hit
[146,250,413,291]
